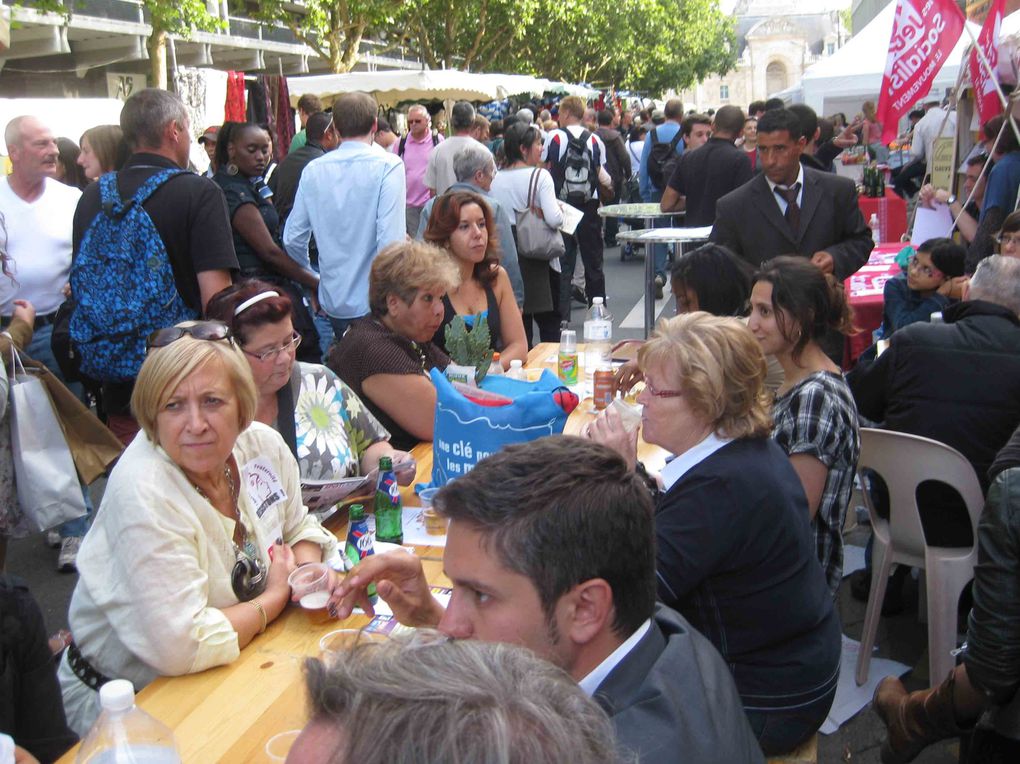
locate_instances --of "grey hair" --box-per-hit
[969,255,1020,315]
[120,88,189,150]
[515,108,535,125]
[453,143,495,183]
[408,104,429,119]
[303,636,623,764]
[451,100,476,131]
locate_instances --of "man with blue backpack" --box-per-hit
[544,96,609,322]
[70,88,237,446]
[639,98,686,298]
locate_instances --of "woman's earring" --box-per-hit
[226,162,239,176]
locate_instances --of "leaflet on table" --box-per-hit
[634,226,713,241]
[364,587,453,633]
[557,202,584,235]
[300,455,416,512]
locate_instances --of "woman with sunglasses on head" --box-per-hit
[213,122,321,362]
[749,257,860,596]
[58,322,336,736]
[206,280,405,484]
[585,312,841,756]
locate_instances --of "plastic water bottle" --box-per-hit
[583,297,613,379]
[869,213,880,245]
[506,359,525,380]
[77,680,181,763]
[487,351,503,376]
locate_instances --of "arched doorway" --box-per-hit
[766,61,787,96]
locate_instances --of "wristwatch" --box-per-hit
[946,194,957,205]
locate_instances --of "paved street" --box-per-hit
[5,243,957,762]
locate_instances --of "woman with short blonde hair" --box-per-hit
[588,311,841,757]
[60,322,336,735]
[329,241,460,449]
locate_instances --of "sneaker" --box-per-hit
[57,536,82,573]
[45,530,61,549]
[654,274,665,300]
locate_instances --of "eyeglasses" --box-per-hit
[642,379,684,398]
[995,233,1020,247]
[146,321,233,351]
[231,551,267,602]
[907,255,942,279]
[243,332,302,362]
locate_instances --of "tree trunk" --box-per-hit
[148,27,168,89]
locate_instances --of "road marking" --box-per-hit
[619,293,673,329]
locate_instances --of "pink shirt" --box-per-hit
[394,131,443,207]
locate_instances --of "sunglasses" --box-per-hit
[232,550,267,602]
[146,321,234,351]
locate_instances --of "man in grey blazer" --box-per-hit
[711,108,873,281]
[330,436,764,764]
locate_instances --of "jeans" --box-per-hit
[558,200,605,322]
[744,681,837,756]
[25,323,92,538]
[314,313,335,362]
[328,314,367,342]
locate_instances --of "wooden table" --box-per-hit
[58,352,668,762]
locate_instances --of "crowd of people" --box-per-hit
[0,82,1019,764]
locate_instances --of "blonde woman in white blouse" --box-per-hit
[58,322,336,735]
[490,122,565,345]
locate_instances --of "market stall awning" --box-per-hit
[288,69,598,109]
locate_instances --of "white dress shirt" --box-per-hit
[660,432,734,492]
[578,619,653,696]
[765,165,805,218]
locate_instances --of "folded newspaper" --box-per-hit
[301,455,417,512]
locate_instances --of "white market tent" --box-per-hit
[799,1,979,119]
[288,69,597,110]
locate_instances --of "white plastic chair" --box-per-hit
[854,428,984,687]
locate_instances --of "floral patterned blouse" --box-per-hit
[283,362,390,481]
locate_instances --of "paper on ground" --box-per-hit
[911,203,954,245]
[819,635,910,734]
[842,544,866,579]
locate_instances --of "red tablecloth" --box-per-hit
[858,189,907,244]
[844,243,903,366]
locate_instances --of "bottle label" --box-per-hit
[558,351,578,385]
[583,320,611,341]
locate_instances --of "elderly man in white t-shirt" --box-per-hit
[0,115,87,570]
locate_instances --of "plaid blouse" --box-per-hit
[772,371,861,597]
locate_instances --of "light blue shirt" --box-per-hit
[639,122,684,201]
[284,140,406,319]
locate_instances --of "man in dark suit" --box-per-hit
[711,107,873,281]
[329,436,764,764]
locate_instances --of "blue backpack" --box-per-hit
[70,169,198,382]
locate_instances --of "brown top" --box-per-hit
[328,317,449,450]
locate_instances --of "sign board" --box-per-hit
[930,137,955,190]
[106,73,146,101]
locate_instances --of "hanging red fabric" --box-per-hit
[274,76,295,163]
[224,71,247,122]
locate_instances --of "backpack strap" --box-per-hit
[398,135,407,157]
[668,131,683,152]
[650,128,661,146]
[431,131,440,147]
[101,168,186,221]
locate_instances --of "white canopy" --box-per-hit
[800,1,979,118]
[288,69,597,109]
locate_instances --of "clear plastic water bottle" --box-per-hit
[77,680,181,763]
[583,297,613,380]
[506,359,525,380]
[869,213,880,245]
[487,351,503,376]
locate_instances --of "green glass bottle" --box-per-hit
[345,504,377,604]
[374,456,403,544]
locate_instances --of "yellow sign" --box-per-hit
[930,137,955,191]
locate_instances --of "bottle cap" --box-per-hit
[492,351,501,361]
[349,503,365,520]
[592,297,603,305]
[99,679,135,712]
[509,359,523,368]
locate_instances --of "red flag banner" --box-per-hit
[878,0,967,144]
[969,0,1005,125]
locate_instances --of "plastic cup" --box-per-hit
[418,486,440,509]
[288,563,330,609]
[265,729,302,761]
[318,628,390,663]
[418,487,447,536]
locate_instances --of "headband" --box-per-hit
[234,291,280,316]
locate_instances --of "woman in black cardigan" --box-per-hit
[588,312,841,757]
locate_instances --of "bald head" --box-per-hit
[5,116,59,185]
